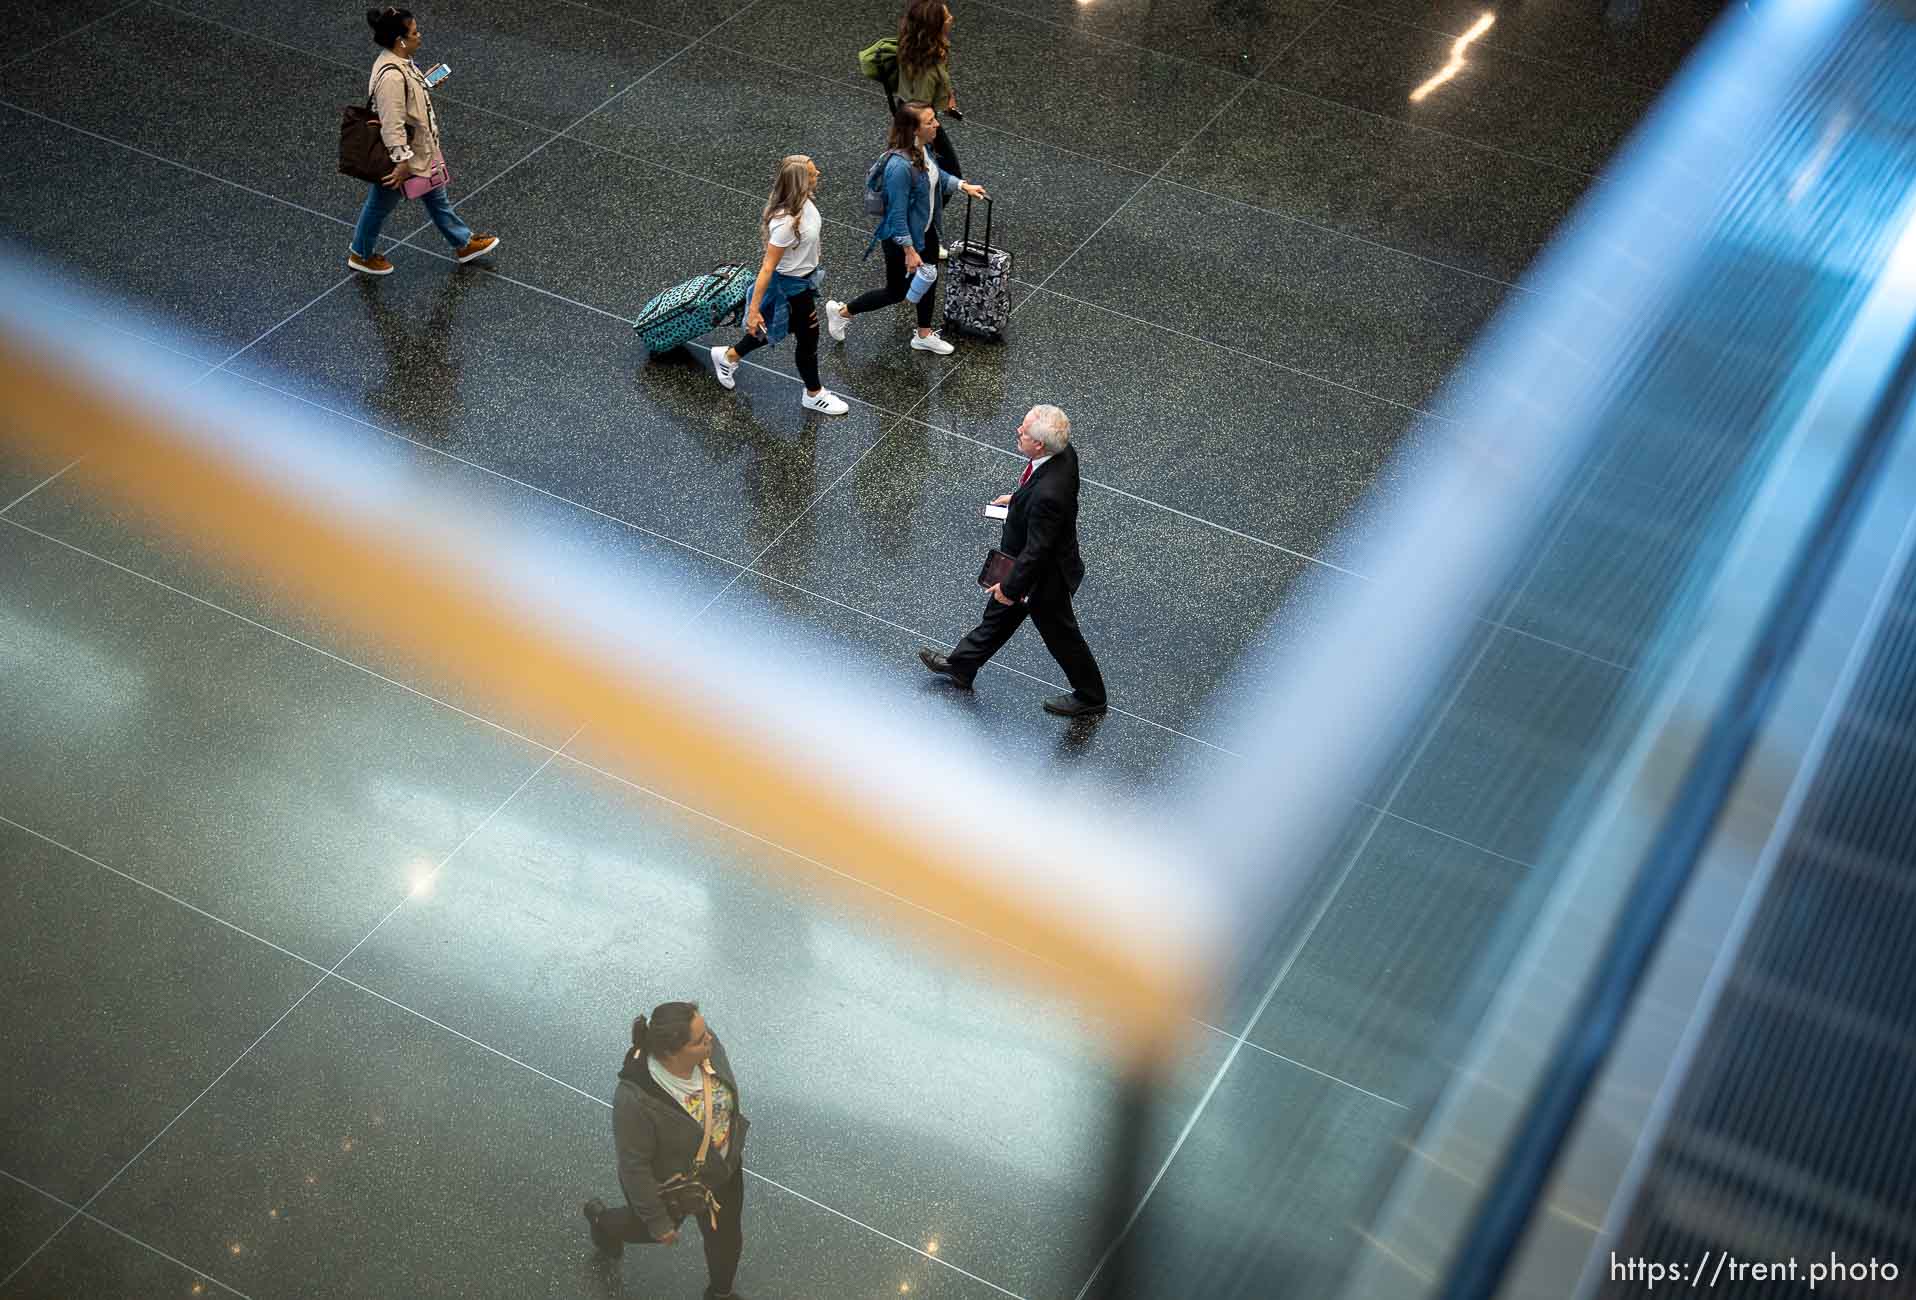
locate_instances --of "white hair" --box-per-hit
[1026,404,1071,453]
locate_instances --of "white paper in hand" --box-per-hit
[984,503,1009,520]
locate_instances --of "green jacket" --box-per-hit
[897,57,952,108]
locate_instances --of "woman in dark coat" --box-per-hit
[583,1001,750,1300]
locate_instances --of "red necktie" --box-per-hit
[1018,460,1033,488]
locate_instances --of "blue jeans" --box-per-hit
[350,180,472,257]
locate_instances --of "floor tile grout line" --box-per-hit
[1198,1027,1410,1109]
[5,12,1624,1281]
[687,424,905,619]
[6,311,1627,723]
[1147,171,1531,291]
[393,0,778,254]
[327,973,609,1105]
[339,229,1460,594]
[4,784,1416,1151]
[688,34,1167,182]
[54,733,582,1225]
[1351,801,1540,871]
[0,795,1228,1300]
[1030,1,1333,304]
[1019,279,1456,419]
[325,727,582,974]
[1061,14,1392,1294]
[0,89,1467,429]
[668,30,1585,247]
[1329,0,1667,95]
[1072,540,1554,1298]
[545,0,734,44]
[23,294,212,366]
[0,97,361,232]
[7,479,1553,968]
[208,275,353,373]
[746,1167,1034,1300]
[2,357,1622,774]
[548,0,751,43]
[1071,956,1301,1300]
[226,373,753,575]
[66,976,333,1221]
[31,5,1557,295]
[0,1169,251,1298]
[961,0,1263,86]
[0,814,334,978]
[1493,624,1633,674]
[0,800,1029,1300]
[0,517,560,751]
[1068,409,1607,1292]
[0,0,144,73]
[320,972,1033,1300]
[1259,78,1598,179]
[319,974,1032,1300]
[739,568,1239,754]
[0,456,83,518]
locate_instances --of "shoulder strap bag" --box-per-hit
[337,65,413,184]
[656,1068,724,1231]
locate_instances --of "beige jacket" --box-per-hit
[368,49,441,178]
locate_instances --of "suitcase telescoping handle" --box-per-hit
[959,193,992,266]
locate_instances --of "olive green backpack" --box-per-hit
[857,36,899,95]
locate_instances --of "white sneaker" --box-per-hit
[910,331,955,356]
[710,345,738,390]
[938,244,950,261]
[824,300,851,342]
[801,389,849,415]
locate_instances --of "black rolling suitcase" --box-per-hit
[943,195,1012,340]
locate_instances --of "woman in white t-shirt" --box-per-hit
[710,155,847,415]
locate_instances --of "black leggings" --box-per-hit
[732,288,821,391]
[847,241,935,329]
[597,1162,746,1295]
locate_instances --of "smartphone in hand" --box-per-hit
[423,63,451,87]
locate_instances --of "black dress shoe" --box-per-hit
[1043,693,1108,718]
[917,648,973,689]
[583,1199,622,1258]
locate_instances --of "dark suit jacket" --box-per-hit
[1000,444,1086,604]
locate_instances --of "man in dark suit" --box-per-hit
[919,404,1108,717]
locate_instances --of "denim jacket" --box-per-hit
[864,151,961,258]
[752,267,825,345]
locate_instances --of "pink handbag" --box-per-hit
[402,156,451,200]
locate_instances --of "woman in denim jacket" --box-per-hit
[709,155,847,415]
[825,101,987,357]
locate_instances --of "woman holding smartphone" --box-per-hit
[346,6,499,276]
[894,0,962,256]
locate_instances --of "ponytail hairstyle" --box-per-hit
[367,5,414,49]
[897,0,951,76]
[631,1000,700,1058]
[762,155,817,241]
[886,101,932,171]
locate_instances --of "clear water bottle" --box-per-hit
[905,262,938,303]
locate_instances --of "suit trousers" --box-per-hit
[596,1162,745,1296]
[948,592,1107,706]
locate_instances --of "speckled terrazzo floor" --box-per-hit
[0,1,1718,1296]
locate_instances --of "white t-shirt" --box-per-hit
[768,199,822,276]
[923,154,941,238]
